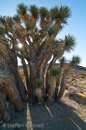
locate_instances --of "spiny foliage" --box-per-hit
[50,6,71,23]
[65,35,76,52]
[0,27,5,35]
[51,67,61,77]
[17,3,27,16]
[59,57,66,67]
[35,79,43,88]
[0,16,6,27]
[50,7,59,19]
[71,56,81,67]
[58,6,71,23]
[13,15,21,23]
[29,5,39,19]
[6,17,14,26]
[39,7,50,20]
[45,25,57,37]
[38,98,44,105]
[25,22,33,31]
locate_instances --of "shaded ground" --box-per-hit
[0,96,86,130]
[0,69,86,130]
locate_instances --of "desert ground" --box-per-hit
[0,69,86,130]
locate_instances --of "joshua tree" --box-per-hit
[0,3,80,104]
[55,56,80,101]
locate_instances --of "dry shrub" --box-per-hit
[79,71,86,77]
[34,88,42,98]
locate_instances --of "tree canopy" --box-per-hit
[0,3,80,103]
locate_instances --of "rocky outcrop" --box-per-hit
[64,70,86,103]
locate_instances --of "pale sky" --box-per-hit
[0,0,86,67]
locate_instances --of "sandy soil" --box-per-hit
[0,95,86,130]
[0,69,86,130]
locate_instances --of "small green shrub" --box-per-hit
[38,98,44,105]
[35,79,43,88]
[51,67,61,77]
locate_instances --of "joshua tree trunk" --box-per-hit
[3,73,23,111]
[39,62,46,98]
[14,70,27,101]
[9,49,27,101]
[47,77,56,103]
[56,65,71,101]
[47,55,58,102]
[56,73,66,101]
[54,77,61,101]
[21,55,30,90]
[0,91,11,121]
[47,53,65,102]
[0,65,23,111]
[28,63,36,102]
[54,66,62,101]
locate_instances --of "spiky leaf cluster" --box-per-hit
[58,6,71,23]
[0,27,5,35]
[6,17,14,26]
[50,7,59,19]
[47,25,57,37]
[59,57,66,67]
[40,7,50,20]
[71,56,81,67]
[38,98,44,105]
[0,16,6,27]
[65,35,76,52]
[35,79,43,88]
[51,67,61,77]
[17,3,27,16]
[29,5,39,19]
[13,15,21,23]
[25,22,33,31]
[50,6,71,24]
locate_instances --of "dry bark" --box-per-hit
[0,91,11,121]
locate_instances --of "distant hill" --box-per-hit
[55,64,86,71]
[19,64,86,71]
[72,65,86,71]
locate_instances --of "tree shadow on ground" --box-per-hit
[0,100,86,130]
[0,102,27,130]
[28,101,86,130]
[69,96,86,107]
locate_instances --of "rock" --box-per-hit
[74,93,86,104]
[68,86,79,96]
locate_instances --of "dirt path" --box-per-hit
[0,96,86,130]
